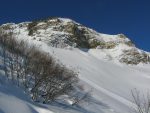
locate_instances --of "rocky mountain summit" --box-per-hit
[0,17,150,65]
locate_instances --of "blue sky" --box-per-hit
[0,0,150,51]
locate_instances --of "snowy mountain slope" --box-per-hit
[1,40,149,113]
[0,17,150,113]
[40,46,150,113]
[0,17,149,65]
[0,78,92,113]
[0,81,53,113]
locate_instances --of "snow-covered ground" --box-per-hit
[1,43,150,113]
[42,46,150,113]
[0,18,150,113]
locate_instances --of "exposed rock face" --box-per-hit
[120,49,150,65]
[89,39,116,49]
[24,18,133,49]
[0,17,149,65]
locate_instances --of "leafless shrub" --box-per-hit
[131,89,150,113]
[71,89,92,106]
[0,31,79,103]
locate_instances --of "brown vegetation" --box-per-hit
[0,31,78,103]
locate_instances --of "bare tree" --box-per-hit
[0,31,80,103]
[131,89,150,113]
[0,33,7,77]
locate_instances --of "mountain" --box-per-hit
[0,17,150,113]
[0,17,150,65]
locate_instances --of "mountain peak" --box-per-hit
[0,17,149,65]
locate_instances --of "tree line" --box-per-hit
[0,30,79,103]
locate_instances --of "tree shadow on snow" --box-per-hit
[0,74,110,113]
[0,81,111,113]
[47,96,110,113]
[27,105,39,113]
[0,109,5,113]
